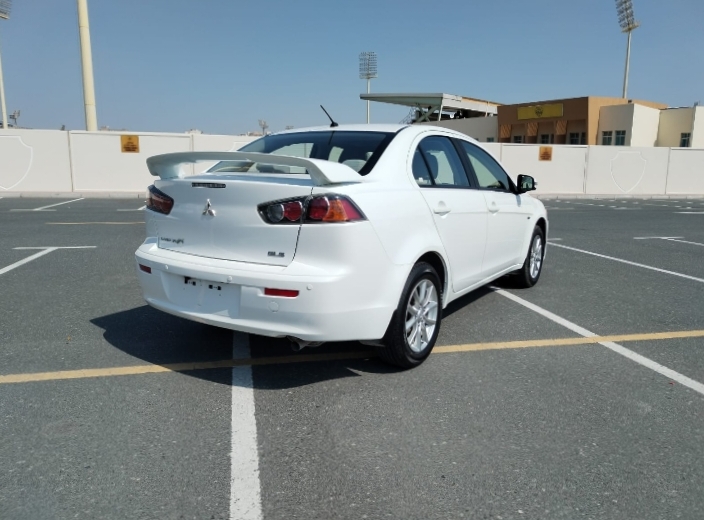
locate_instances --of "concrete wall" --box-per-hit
[1,129,703,196]
[70,131,192,192]
[0,129,257,195]
[658,108,694,147]
[0,129,73,193]
[501,144,587,195]
[420,117,498,142]
[666,148,704,194]
[585,146,670,195]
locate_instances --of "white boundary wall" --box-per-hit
[0,130,702,196]
[0,129,258,196]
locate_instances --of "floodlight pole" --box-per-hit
[77,0,98,131]
[0,26,7,130]
[366,78,371,124]
[622,30,632,99]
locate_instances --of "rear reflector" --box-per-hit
[264,288,299,298]
[139,264,152,274]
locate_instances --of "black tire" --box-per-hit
[513,226,545,288]
[378,262,443,369]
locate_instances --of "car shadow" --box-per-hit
[92,279,510,390]
[90,306,399,390]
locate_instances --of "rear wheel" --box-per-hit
[513,226,545,288]
[378,262,442,369]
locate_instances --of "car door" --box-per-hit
[455,140,532,276]
[412,135,488,293]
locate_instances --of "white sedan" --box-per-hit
[135,124,547,368]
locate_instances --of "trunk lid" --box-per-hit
[153,173,314,266]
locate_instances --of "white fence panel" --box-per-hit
[500,144,587,194]
[69,131,192,192]
[0,129,72,192]
[480,142,502,162]
[585,146,670,195]
[666,148,704,195]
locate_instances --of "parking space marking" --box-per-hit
[634,237,704,247]
[676,212,704,214]
[3,329,704,385]
[493,289,704,396]
[10,198,84,211]
[230,333,263,520]
[550,243,704,283]
[1,246,96,276]
[117,206,146,211]
[46,222,145,225]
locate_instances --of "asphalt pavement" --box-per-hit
[1,196,703,520]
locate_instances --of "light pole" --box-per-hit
[615,0,640,99]
[0,0,11,130]
[77,0,98,130]
[359,52,377,124]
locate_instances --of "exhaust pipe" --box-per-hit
[286,336,324,352]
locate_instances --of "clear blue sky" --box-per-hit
[1,0,701,134]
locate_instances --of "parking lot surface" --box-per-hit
[1,196,704,520]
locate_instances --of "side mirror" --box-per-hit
[517,174,537,194]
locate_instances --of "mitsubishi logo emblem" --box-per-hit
[202,199,216,216]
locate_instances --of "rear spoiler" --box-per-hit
[146,152,365,186]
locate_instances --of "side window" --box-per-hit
[416,136,470,188]
[412,149,433,186]
[458,141,512,191]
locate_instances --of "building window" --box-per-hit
[539,134,554,144]
[513,135,524,144]
[580,132,586,145]
[615,130,626,146]
[602,131,613,146]
[569,133,580,145]
[680,133,691,147]
[486,137,495,143]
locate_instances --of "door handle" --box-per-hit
[433,203,451,215]
[488,200,500,213]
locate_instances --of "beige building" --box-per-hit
[363,93,700,147]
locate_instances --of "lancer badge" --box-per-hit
[202,199,216,216]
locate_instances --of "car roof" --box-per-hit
[272,123,480,144]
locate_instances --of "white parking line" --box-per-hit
[10,198,85,212]
[230,332,263,520]
[0,248,58,276]
[493,289,704,396]
[549,243,704,283]
[676,212,704,214]
[117,205,146,212]
[634,237,704,247]
[0,246,96,276]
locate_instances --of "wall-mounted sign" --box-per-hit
[539,146,553,161]
[517,103,564,120]
[120,135,140,153]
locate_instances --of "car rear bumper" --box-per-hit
[134,235,407,342]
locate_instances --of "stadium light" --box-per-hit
[615,0,640,99]
[0,0,11,130]
[77,0,98,131]
[359,52,377,124]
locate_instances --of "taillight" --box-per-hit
[139,264,152,274]
[146,185,174,215]
[258,195,366,224]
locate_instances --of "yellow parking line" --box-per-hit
[47,222,145,225]
[2,329,704,385]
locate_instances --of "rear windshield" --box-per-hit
[206,131,396,176]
